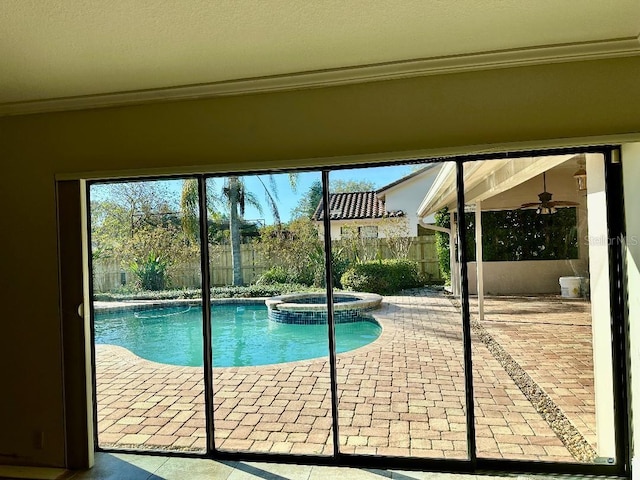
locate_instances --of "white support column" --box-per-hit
[586,153,616,461]
[475,201,484,322]
[450,211,459,296]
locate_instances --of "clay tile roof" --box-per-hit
[312,191,404,221]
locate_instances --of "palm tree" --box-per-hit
[181,174,297,286]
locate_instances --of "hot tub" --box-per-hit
[265,291,382,324]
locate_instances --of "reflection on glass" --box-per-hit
[90,178,206,453]
[464,154,616,463]
[208,172,334,455]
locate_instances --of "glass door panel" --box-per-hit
[328,162,468,458]
[463,154,617,463]
[89,178,207,453]
[207,172,334,455]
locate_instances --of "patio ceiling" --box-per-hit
[417,154,581,217]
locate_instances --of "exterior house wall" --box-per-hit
[381,166,441,234]
[0,56,639,469]
[320,165,442,240]
[467,259,589,295]
[317,218,406,240]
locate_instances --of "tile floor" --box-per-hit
[63,452,602,480]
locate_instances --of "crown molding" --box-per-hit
[2,35,639,117]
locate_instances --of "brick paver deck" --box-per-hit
[469,295,596,449]
[95,290,588,462]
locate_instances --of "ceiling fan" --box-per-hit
[520,172,579,214]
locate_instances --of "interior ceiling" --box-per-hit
[1,0,639,105]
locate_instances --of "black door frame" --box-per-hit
[83,145,629,477]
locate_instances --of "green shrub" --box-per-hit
[256,266,293,285]
[340,259,421,295]
[129,252,168,291]
[210,283,314,298]
[328,250,352,289]
[434,208,451,285]
[309,248,352,289]
[93,283,318,302]
[93,288,201,302]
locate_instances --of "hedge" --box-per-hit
[340,259,421,295]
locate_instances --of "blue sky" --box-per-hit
[228,164,416,224]
[90,163,420,225]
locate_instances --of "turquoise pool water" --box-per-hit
[94,304,381,367]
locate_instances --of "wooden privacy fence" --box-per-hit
[92,235,440,292]
[358,235,441,281]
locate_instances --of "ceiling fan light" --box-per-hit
[536,205,556,215]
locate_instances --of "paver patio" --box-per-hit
[469,295,596,449]
[95,289,591,463]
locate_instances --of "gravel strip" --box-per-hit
[445,291,598,463]
[470,318,596,462]
[445,294,596,462]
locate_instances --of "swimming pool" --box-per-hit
[94,303,381,367]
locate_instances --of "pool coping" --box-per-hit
[93,297,267,313]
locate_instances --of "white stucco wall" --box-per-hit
[381,165,441,235]
[317,218,395,240]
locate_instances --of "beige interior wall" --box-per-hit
[1,56,640,468]
[622,143,640,478]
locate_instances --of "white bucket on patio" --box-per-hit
[559,276,583,298]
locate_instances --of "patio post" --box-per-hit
[475,201,484,322]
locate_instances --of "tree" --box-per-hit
[256,217,350,288]
[101,181,174,235]
[91,181,176,258]
[180,178,199,241]
[434,208,451,284]
[181,174,297,286]
[330,179,376,193]
[380,217,412,259]
[90,180,196,291]
[291,180,323,219]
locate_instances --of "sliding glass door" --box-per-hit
[89,178,207,452]
[205,172,334,455]
[87,148,627,474]
[463,154,618,464]
[324,162,469,459]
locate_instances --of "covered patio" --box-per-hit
[416,152,615,463]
